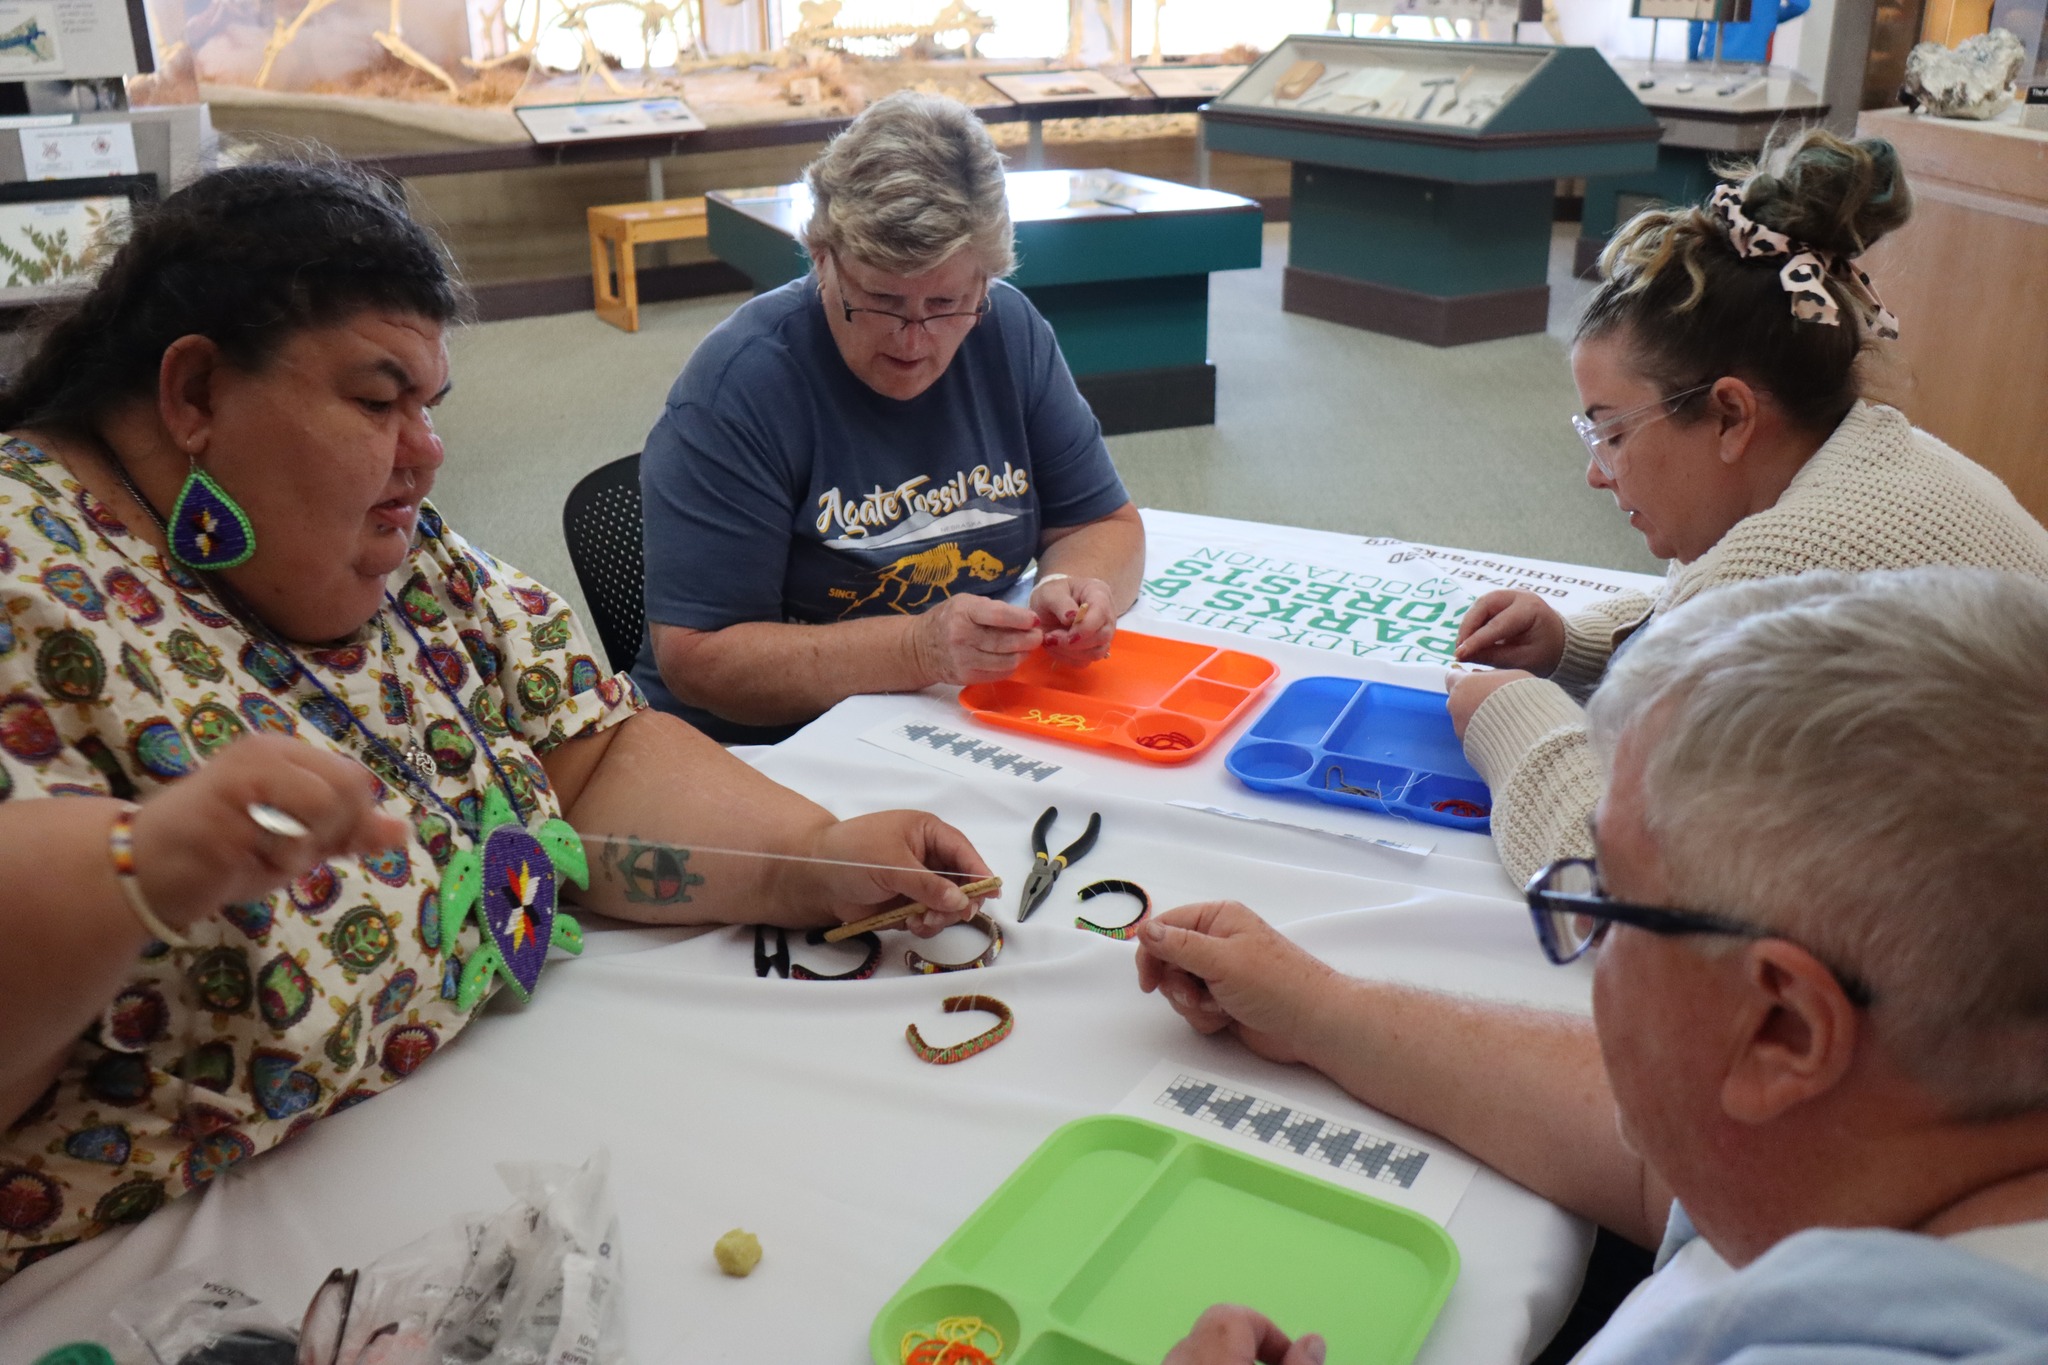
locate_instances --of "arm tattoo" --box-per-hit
[603,836,706,904]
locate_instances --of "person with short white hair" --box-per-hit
[634,91,1143,743]
[1142,567,2048,1364]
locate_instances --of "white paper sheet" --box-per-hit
[514,97,706,144]
[17,120,134,179]
[1168,800,1434,858]
[1117,1061,1479,1226]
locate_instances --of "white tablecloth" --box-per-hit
[0,512,1663,1364]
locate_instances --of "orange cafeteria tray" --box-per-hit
[957,630,1278,763]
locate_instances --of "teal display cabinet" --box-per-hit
[1201,36,1661,346]
[1574,60,1827,277]
[705,169,1263,434]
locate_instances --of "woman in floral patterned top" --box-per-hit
[0,161,994,1279]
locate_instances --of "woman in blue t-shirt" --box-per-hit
[634,92,1145,743]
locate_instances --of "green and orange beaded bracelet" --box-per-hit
[906,995,1013,1065]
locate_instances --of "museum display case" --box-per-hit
[124,0,1269,152]
[1209,35,1552,135]
[1574,56,1827,274]
[1201,34,1660,344]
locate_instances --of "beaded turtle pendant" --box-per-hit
[438,787,588,1008]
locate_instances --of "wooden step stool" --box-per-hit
[588,196,708,332]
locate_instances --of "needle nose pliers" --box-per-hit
[1017,806,1102,921]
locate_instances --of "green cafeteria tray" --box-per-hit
[870,1116,1460,1365]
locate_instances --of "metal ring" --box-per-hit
[247,802,310,839]
[903,910,1003,975]
[906,994,1014,1065]
[791,927,881,981]
[1075,879,1151,941]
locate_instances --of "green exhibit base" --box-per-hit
[1283,266,1549,346]
[1285,163,1555,346]
[1074,363,1217,436]
[1575,143,1723,278]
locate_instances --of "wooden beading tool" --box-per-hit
[822,876,1003,942]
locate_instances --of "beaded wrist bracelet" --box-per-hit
[906,995,1013,1065]
[109,803,191,949]
[1074,879,1151,941]
[903,910,1003,974]
[753,925,791,978]
[792,927,882,981]
[755,925,883,980]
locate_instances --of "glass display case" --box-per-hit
[1204,35,1659,177]
[1212,35,1550,131]
[1573,55,1826,277]
[1607,56,1823,115]
[1202,35,1659,346]
[127,0,1257,134]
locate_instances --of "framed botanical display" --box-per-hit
[0,171,155,301]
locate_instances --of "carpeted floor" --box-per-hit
[429,222,1664,622]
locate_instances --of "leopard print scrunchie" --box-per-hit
[1708,183,1901,340]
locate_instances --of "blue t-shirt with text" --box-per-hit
[632,276,1128,732]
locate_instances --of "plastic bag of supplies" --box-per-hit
[100,1150,624,1365]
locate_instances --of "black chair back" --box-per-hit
[561,453,644,675]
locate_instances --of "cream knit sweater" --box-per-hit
[1464,401,2048,887]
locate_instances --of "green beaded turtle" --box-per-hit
[437,788,587,1009]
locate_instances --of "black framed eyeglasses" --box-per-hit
[1524,858,1874,1008]
[838,291,990,337]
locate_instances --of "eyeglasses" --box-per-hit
[838,292,990,337]
[1570,382,1715,479]
[837,290,990,338]
[1524,857,1874,1008]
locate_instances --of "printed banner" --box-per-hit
[1132,510,1663,670]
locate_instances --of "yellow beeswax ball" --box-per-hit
[714,1227,762,1277]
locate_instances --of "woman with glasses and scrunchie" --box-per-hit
[1445,129,2048,889]
[633,91,1143,744]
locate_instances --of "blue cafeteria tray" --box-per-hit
[1224,678,1493,833]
